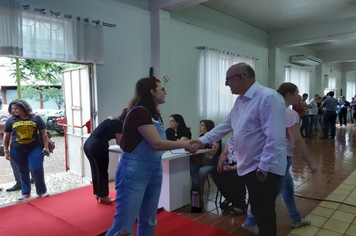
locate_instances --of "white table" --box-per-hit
[108,145,207,211]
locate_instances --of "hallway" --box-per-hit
[1,125,356,235]
[126,125,356,236]
[168,125,356,235]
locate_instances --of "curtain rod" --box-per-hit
[284,65,312,72]
[23,5,116,28]
[196,46,258,61]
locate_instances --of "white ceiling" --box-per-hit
[202,0,356,33]
[114,0,356,65]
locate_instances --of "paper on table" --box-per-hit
[170,148,189,154]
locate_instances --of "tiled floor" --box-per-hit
[109,124,356,236]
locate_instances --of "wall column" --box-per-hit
[268,47,280,89]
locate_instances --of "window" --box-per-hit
[0,3,104,63]
[324,76,337,98]
[198,48,255,123]
[346,81,356,101]
[285,67,310,96]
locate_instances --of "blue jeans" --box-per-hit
[106,106,166,236]
[244,156,301,226]
[308,115,316,134]
[190,161,215,189]
[316,114,323,127]
[10,146,46,196]
[350,110,354,124]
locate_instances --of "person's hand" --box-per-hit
[309,163,318,173]
[42,147,50,156]
[256,168,268,182]
[222,165,234,172]
[184,141,200,154]
[217,162,224,173]
[189,139,203,149]
[5,151,11,161]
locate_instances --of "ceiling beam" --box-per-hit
[317,48,356,64]
[269,17,356,48]
[150,0,208,11]
[341,62,356,72]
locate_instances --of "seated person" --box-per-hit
[211,135,247,215]
[165,114,192,141]
[190,120,221,191]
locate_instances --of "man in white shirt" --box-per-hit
[308,94,319,135]
[192,63,286,236]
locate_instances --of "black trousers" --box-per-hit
[211,167,247,210]
[323,111,337,138]
[242,171,281,236]
[83,136,110,197]
[338,112,347,126]
[300,115,310,136]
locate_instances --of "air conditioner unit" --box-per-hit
[290,55,323,66]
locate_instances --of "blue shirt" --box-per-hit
[351,100,356,112]
[338,101,350,114]
[322,97,338,112]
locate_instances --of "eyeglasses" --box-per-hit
[225,73,246,84]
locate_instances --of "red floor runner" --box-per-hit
[0,186,232,236]
[141,210,233,236]
[0,186,115,236]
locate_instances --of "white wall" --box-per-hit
[278,47,317,95]
[160,19,269,140]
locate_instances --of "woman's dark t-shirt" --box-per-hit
[121,107,153,153]
[4,115,46,151]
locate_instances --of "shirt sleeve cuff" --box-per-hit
[199,136,208,145]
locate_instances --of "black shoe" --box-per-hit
[319,137,328,139]
[6,184,22,192]
[220,200,231,208]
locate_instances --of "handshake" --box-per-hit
[183,139,204,154]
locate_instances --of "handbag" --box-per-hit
[36,116,55,153]
[190,153,216,166]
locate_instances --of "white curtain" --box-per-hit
[199,48,255,124]
[0,0,23,57]
[328,76,337,89]
[285,67,310,96]
[0,1,104,64]
[346,81,356,101]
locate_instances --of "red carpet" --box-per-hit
[140,210,234,236]
[0,186,232,236]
